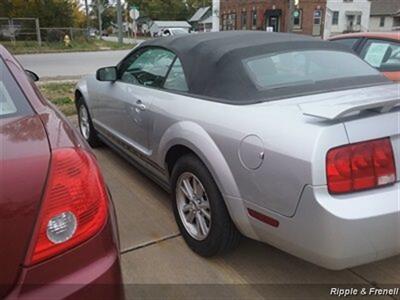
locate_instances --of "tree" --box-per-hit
[89,0,117,30]
[0,1,13,18]
[71,0,86,28]
[0,0,214,27]
[186,0,212,17]
[0,0,76,28]
[126,0,190,20]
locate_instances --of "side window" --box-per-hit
[163,58,189,92]
[360,39,400,72]
[330,38,359,50]
[119,48,175,88]
[0,59,32,118]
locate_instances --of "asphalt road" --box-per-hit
[102,36,146,45]
[16,50,131,79]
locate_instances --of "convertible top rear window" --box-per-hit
[244,50,379,91]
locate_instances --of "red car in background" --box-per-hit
[330,32,400,81]
[0,45,123,299]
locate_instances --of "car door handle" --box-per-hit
[135,100,146,111]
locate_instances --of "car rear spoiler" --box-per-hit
[299,85,400,120]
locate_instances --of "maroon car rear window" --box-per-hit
[0,58,32,118]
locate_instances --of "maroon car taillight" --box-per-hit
[326,138,396,194]
[27,148,108,265]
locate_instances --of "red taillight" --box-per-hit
[326,138,396,194]
[27,148,108,265]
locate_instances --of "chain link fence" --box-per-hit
[40,27,88,43]
[0,18,88,45]
[0,17,40,43]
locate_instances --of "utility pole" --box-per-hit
[212,0,220,32]
[35,18,42,47]
[84,0,90,29]
[116,0,123,45]
[97,0,103,35]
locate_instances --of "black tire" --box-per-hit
[76,97,102,148]
[171,154,241,257]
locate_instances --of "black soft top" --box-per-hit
[139,31,388,103]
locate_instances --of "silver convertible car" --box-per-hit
[75,32,399,270]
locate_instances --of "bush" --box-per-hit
[46,29,66,42]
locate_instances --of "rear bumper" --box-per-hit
[243,183,400,270]
[10,250,123,300]
[6,199,124,300]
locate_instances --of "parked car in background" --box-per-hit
[0,45,123,299]
[75,31,399,270]
[330,32,400,81]
[88,28,98,38]
[161,28,190,37]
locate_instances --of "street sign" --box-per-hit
[129,6,140,39]
[130,7,140,20]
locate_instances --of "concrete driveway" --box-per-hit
[90,144,399,299]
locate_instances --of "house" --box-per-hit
[323,0,371,39]
[198,16,213,32]
[149,21,192,37]
[220,0,327,37]
[369,0,400,32]
[189,6,212,32]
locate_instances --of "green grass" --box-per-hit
[38,82,77,116]
[1,39,133,55]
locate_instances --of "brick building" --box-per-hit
[220,0,327,37]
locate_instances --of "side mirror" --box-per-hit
[96,66,117,82]
[25,70,39,82]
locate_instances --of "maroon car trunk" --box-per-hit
[1,44,122,300]
[0,114,50,298]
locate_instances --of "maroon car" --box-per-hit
[0,45,123,299]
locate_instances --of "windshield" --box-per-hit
[244,50,380,90]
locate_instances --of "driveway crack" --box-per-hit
[121,233,181,255]
[348,269,397,300]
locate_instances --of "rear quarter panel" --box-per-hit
[0,115,50,298]
[144,88,348,218]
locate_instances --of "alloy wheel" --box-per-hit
[79,104,90,140]
[176,172,212,241]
